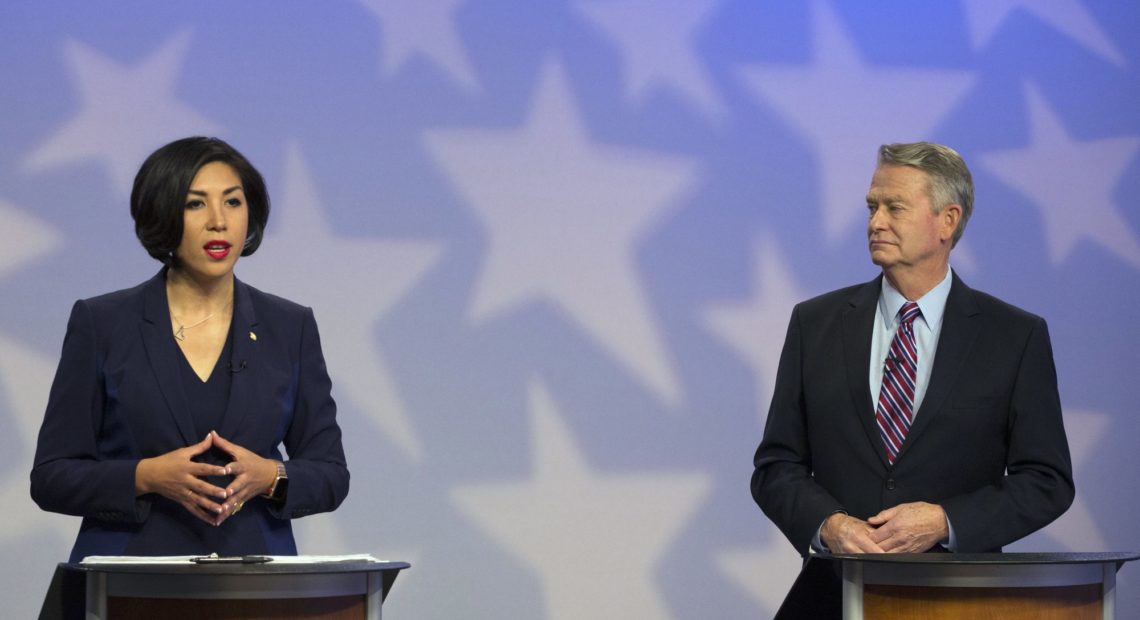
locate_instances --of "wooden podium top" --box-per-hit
[63,558,411,576]
[42,558,412,619]
[823,551,1140,567]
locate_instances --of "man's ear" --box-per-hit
[940,204,962,242]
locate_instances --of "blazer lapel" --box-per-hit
[896,272,980,461]
[842,276,888,465]
[219,276,259,439]
[138,270,198,445]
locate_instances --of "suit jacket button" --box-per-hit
[886,479,896,490]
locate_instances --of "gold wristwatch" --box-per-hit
[262,460,288,501]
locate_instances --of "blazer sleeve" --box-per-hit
[268,307,350,520]
[30,300,148,523]
[751,304,845,556]
[938,317,1074,551]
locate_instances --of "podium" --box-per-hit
[41,558,410,620]
[779,551,1138,619]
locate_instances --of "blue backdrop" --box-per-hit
[2,1,1138,617]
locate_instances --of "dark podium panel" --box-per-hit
[777,551,1139,620]
[42,558,410,620]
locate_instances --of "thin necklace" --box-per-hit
[172,301,232,341]
[173,312,216,341]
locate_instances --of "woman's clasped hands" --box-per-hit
[135,430,278,526]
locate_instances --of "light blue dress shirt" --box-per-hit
[869,268,953,417]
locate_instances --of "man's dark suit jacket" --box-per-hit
[31,270,349,562]
[752,272,1073,555]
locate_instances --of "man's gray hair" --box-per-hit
[878,142,974,246]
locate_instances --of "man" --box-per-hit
[752,142,1073,557]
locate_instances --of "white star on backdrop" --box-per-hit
[979,82,1140,271]
[424,60,699,406]
[948,243,979,278]
[962,0,1125,66]
[0,200,63,279]
[737,0,975,242]
[291,512,352,554]
[293,499,420,581]
[703,233,805,423]
[23,30,221,194]
[450,380,710,620]
[237,143,443,461]
[1015,409,1110,552]
[575,0,726,119]
[715,535,802,616]
[357,0,479,91]
[0,335,77,548]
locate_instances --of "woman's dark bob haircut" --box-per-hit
[131,137,270,266]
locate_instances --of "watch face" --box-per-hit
[271,476,289,501]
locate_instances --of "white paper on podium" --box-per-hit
[80,554,385,564]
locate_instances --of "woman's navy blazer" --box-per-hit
[31,270,349,561]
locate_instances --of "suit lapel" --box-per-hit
[896,273,980,461]
[219,277,259,439]
[139,270,198,445]
[842,277,888,465]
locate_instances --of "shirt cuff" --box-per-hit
[942,513,957,552]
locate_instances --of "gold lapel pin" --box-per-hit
[249,331,257,341]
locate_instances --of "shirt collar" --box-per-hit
[879,267,953,333]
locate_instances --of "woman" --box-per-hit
[31,137,349,561]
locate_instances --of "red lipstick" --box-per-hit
[204,240,232,260]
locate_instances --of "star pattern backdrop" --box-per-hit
[2,1,1138,618]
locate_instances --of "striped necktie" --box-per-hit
[876,302,921,464]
